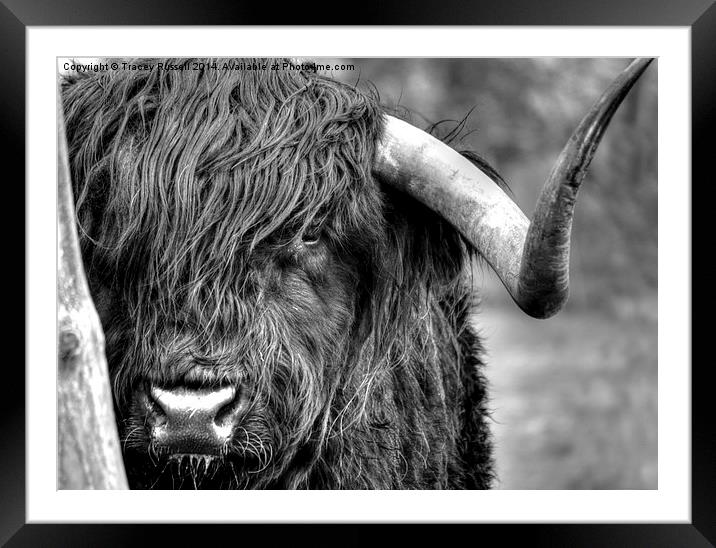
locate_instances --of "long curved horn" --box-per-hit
[374,58,653,319]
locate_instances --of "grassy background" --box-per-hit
[327,58,658,489]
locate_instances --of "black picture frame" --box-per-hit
[10,1,709,545]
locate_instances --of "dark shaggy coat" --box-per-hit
[61,58,495,489]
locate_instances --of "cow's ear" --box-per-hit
[59,71,98,140]
[59,66,91,93]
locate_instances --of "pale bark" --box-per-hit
[57,87,128,489]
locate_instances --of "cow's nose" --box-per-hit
[146,385,244,455]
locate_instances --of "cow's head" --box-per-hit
[61,58,651,488]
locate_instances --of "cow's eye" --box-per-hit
[301,231,321,246]
[301,226,321,246]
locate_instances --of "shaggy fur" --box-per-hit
[61,58,495,489]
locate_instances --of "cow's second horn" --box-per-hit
[373,58,653,319]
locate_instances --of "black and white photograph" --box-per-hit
[7,7,704,541]
[57,56,658,491]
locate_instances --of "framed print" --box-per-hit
[12,0,710,545]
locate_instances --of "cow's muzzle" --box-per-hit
[141,384,247,456]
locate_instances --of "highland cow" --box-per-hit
[59,57,651,489]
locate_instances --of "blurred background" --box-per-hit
[321,58,658,489]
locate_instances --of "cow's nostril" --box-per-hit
[146,384,244,455]
[144,386,167,424]
[214,388,244,424]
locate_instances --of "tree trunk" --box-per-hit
[57,85,128,489]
